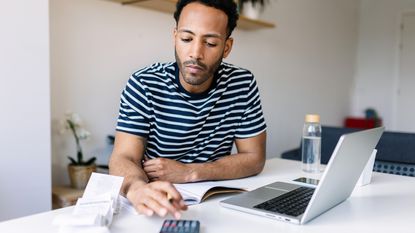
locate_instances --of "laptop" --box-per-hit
[220,127,384,224]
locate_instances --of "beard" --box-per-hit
[175,49,223,86]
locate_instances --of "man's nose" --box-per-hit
[190,41,204,60]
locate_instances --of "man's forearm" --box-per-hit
[186,132,267,182]
[188,152,265,182]
[109,155,148,195]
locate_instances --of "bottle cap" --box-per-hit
[305,114,320,123]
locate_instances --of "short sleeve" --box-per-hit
[235,76,267,138]
[116,76,152,138]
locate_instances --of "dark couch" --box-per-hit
[281,126,415,177]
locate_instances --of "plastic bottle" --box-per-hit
[301,114,322,173]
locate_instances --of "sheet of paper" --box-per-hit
[118,195,139,215]
[53,173,125,231]
[83,173,124,200]
[174,181,247,205]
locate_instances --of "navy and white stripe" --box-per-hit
[117,62,266,163]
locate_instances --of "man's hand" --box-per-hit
[143,158,196,183]
[126,180,187,219]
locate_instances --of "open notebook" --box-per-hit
[119,181,246,214]
[174,181,246,205]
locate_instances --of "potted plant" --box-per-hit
[238,0,269,19]
[63,112,96,189]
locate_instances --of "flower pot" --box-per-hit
[67,164,97,190]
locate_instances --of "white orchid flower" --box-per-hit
[77,128,91,140]
[61,112,96,166]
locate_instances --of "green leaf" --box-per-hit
[77,151,83,164]
[68,156,78,165]
[83,157,97,166]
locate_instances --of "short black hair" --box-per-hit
[174,0,239,38]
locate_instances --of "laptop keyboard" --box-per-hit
[253,186,315,217]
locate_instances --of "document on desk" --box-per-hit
[118,180,248,215]
[174,181,247,205]
[53,173,124,233]
[117,175,259,216]
[83,173,124,202]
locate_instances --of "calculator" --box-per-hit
[159,219,200,233]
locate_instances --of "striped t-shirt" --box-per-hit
[116,62,266,163]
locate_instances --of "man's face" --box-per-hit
[174,2,233,93]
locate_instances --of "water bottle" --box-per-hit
[301,114,322,173]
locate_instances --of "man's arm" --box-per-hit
[194,131,267,180]
[109,132,148,194]
[109,131,187,218]
[143,131,266,182]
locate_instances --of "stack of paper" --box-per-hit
[53,173,124,233]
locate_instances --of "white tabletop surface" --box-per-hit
[1,158,414,233]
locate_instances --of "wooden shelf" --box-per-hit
[109,0,275,30]
[52,186,84,209]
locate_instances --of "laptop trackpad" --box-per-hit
[246,182,300,203]
[221,182,302,208]
[265,182,301,191]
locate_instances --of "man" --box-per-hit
[109,0,267,219]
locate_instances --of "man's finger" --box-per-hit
[146,171,159,179]
[143,158,161,166]
[153,182,184,205]
[135,203,154,216]
[143,197,168,217]
[143,165,157,174]
[150,189,182,215]
[171,199,188,211]
[143,162,159,173]
[146,183,185,214]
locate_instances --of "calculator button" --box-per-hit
[160,220,200,233]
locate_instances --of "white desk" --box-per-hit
[1,158,414,233]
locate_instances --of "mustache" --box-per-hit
[183,60,207,70]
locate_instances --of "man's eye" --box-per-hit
[181,38,192,42]
[206,42,217,47]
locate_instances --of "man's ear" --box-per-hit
[223,37,234,59]
[173,27,177,45]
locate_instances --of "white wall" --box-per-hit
[234,0,359,158]
[51,0,359,186]
[50,0,176,186]
[0,0,51,221]
[352,0,415,130]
